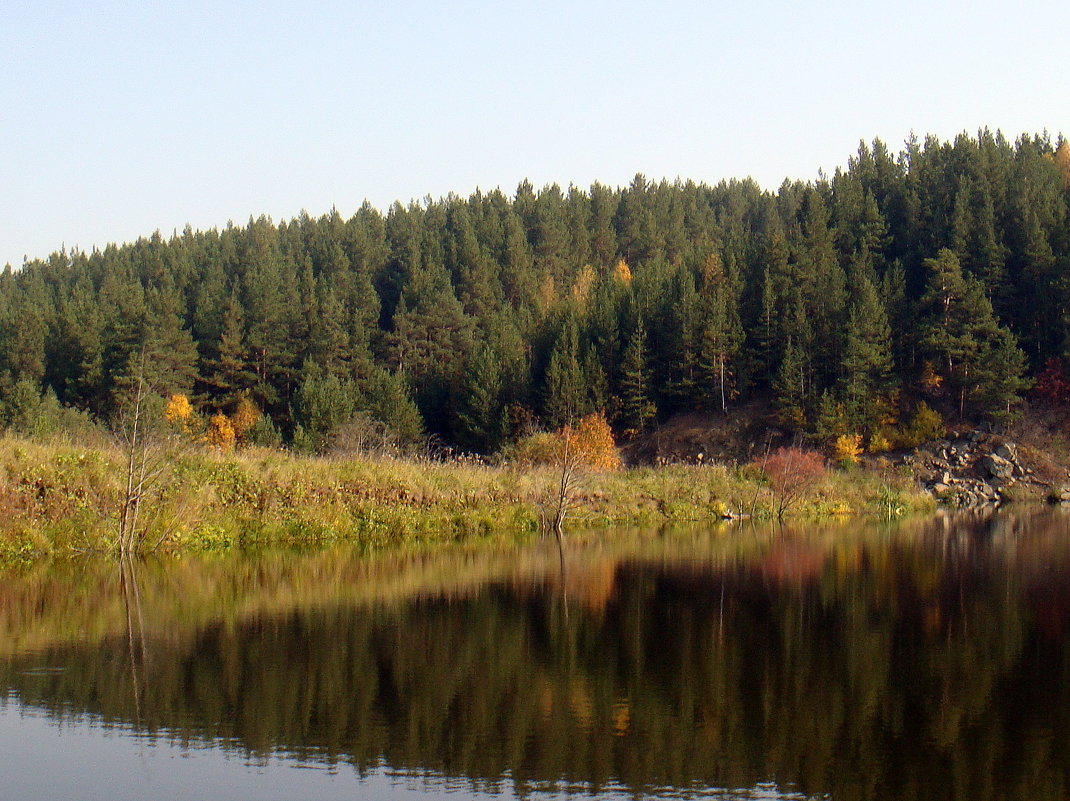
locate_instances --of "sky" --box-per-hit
[1,0,1067,268]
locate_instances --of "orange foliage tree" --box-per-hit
[544,412,620,538]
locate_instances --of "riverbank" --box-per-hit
[0,434,934,560]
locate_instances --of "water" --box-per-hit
[2,510,1070,800]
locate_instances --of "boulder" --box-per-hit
[981,453,1015,480]
[994,442,1018,462]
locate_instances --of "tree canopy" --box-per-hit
[2,130,1066,451]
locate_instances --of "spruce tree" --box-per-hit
[454,343,505,454]
[543,317,586,428]
[917,249,1028,419]
[618,315,656,435]
[838,270,894,431]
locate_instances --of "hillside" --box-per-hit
[0,130,1068,458]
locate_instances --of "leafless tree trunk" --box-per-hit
[114,349,180,555]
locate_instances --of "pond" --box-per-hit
[3,509,1070,800]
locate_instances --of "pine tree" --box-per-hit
[454,343,506,453]
[917,249,1028,419]
[618,315,656,435]
[838,270,894,431]
[200,293,255,408]
[695,252,744,414]
[138,283,199,399]
[543,317,587,428]
[360,366,425,445]
[774,335,808,428]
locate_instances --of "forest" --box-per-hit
[1,130,1067,455]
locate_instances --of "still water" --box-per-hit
[2,510,1070,800]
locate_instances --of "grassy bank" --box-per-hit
[0,434,934,560]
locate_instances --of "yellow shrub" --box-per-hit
[563,412,622,472]
[164,394,192,423]
[206,413,236,452]
[230,396,261,441]
[867,431,891,453]
[833,433,863,466]
[511,412,621,472]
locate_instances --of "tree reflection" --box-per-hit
[2,510,1070,800]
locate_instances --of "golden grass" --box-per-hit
[0,434,934,560]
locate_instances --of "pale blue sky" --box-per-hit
[1,0,1067,268]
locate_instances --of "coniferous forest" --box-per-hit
[2,130,1068,454]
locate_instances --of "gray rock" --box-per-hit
[994,443,1017,462]
[931,483,951,495]
[981,453,1015,480]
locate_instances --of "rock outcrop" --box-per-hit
[897,432,1054,509]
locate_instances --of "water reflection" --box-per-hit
[2,510,1070,800]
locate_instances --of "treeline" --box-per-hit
[1,130,1068,452]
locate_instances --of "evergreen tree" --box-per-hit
[454,343,506,454]
[838,270,894,431]
[917,249,1028,419]
[200,293,255,409]
[543,316,587,428]
[618,315,656,435]
[695,253,744,414]
[360,365,425,445]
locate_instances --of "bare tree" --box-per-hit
[114,350,189,555]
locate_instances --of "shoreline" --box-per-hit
[0,434,939,562]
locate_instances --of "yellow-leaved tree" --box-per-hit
[164,394,192,424]
[570,264,596,307]
[229,395,261,443]
[205,412,236,452]
[544,412,620,539]
[1055,140,1070,189]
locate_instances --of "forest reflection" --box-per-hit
[3,510,1070,800]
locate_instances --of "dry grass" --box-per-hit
[0,434,935,561]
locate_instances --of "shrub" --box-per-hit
[329,413,398,458]
[244,415,281,448]
[164,394,193,424]
[563,412,622,472]
[754,446,827,518]
[895,402,945,448]
[1032,358,1070,405]
[510,413,621,472]
[867,431,891,453]
[230,395,261,441]
[3,380,104,444]
[206,413,236,452]
[833,433,863,467]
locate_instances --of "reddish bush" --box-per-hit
[1032,358,1070,405]
[754,446,827,518]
